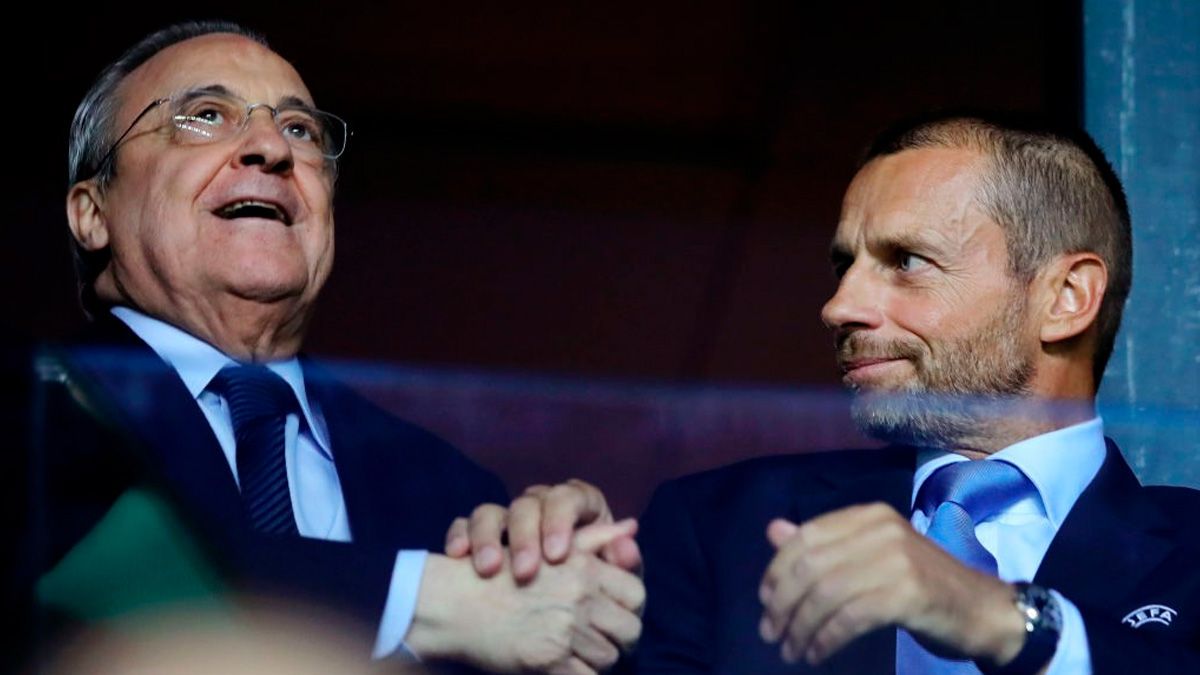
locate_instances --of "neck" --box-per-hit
[942,395,1097,459]
[106,282,310,362]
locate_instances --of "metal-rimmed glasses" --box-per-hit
[92,86,349,176]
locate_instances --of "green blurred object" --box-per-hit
[36,487,228,621]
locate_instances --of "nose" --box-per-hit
[233,108,294,174]
[820,263,884,333]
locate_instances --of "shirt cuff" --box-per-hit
[1043,590,1092,675]
[371,549,428,660]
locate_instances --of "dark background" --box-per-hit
[10,1,1081,387]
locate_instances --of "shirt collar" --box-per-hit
[912,417,1107,528]
[111,306,332,455]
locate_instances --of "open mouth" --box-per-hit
[214,200,292,225]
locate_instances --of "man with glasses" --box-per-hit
[40,20,641,674]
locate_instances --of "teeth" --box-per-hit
[216,201,289,224]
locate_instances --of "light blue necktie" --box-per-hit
[211,365,301,536]
[895,459,1035,674]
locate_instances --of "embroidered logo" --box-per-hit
[1122,604,1178,628]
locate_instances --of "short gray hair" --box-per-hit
[67,20,267,316]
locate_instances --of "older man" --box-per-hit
[457,115,1200,674]
[41,20,641,674]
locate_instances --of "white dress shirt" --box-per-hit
[911,417,1108,674]
[112,306,424,658]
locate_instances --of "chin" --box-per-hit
[850,386,967,446]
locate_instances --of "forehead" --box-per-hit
[834,146,995,252]
[116,33,313,123]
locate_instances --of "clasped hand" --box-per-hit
[758,502,1027,669]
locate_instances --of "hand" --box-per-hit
[758,503,1027,668]
[445,479,641,582]
[409,520,646,674]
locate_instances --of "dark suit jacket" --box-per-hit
[632,445,1200,674]
[26,316,507,632]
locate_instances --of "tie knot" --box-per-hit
[210,364,298,424]
[915,459,1033,523]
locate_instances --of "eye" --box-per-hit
[897,252,931,272]
[173,97,235,134]
[830,251,853,279]
[277,112,323,145]
[193,106,226,126]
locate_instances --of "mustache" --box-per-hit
[835,333,924,365]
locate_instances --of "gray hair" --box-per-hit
[67,21,267,315]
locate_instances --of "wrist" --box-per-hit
[404,554,468,661]
[978,582,1061,675]
[972,579,1031,668]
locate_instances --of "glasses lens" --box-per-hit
[172,94,241,141]
[277,108,347,159]
[164,91,348,161]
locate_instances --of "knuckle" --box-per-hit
[790,553,815,581]
[470,503,504,525]
[522,483,552,497]
[629,581,647,611]
[546,483,579,503]
[510,494,542,514]
[876,518,910,542]
[792,522,817,547]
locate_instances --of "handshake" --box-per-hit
[407,481,644,675]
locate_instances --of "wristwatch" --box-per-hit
[979,582,1063,675]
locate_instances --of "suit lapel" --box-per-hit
[301,359,448,551]
[1035,440,1176,615]
[62,317,244,529]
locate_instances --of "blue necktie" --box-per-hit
[895,459,1034,675]
[211,364,300,536]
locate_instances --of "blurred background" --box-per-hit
[11,1,1081,384]
[8,0,1197,502]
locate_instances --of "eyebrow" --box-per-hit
[828,230,949,266]
[178,84,315,109]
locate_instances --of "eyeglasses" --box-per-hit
[92,88,350,176]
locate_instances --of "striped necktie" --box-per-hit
[896,459,1035,674]
[210,364,301,536]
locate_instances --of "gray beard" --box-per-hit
[848,293,1036,449]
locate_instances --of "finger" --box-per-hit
[574,518,637,556]
[543,480,613,561]
[759,540,832,642]
[766,518,799,548]
[521,483,551,499]
[601,535,642,573]
[444,517,469,557]
[467,503,508,576]
[760,503,895,603]
[802,589,895,665]
[569,621,621,672]
[585,592,643,653]
[508,494,547,582]
[594,554,646,613]
[770,516,911,653]
[547,655,597,675]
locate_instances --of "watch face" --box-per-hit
[1019,583,1063,633]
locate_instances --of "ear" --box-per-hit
[1036,252,1108,344]
[66,180,110,251]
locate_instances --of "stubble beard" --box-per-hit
[845,292,1036,450]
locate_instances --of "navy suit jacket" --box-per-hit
[30,316,507,629]
[632,445,1200,674]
